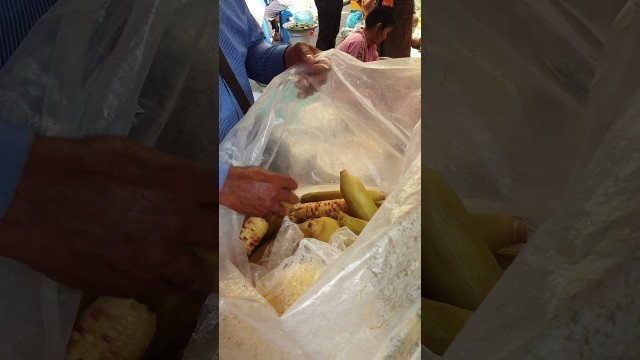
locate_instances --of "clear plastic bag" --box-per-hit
[208,50,421,359]
[256,238,343,316]
[426,0,640,358]
[0,0,213,359]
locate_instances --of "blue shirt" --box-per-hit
[218,0,289,189]
[0,0,59,68]
[0,0,58,218]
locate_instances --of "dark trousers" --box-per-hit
[314,0,343,50]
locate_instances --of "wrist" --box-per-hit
[283,45,292,69]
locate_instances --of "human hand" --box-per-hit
[284,42,331,99]
[219,166,298,217]
[0,136,217,298]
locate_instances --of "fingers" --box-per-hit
[85,264,152,298]
[294,60,330,98]
[296,43,317,65]
[296,80,319,99]
[270,202,289,217]
[308,45,322,56]
[277,189,299,204]
[180,208,218,249]
[161,250,217,294]
[277,174,298,190]
[194,166,217,204]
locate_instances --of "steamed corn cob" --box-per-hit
[301,189,387,203]
[289,199,349,223]
[423,166,503,310]
[239,217,269,254]
[472,213,528,253]
[65,297,156,360]
[299,217,341,242]
[340,169,378,221]
[422,297,472,356]
[337,211,368,235]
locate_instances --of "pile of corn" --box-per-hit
[240,169,387,256]
[422,166,528,355]
[243,169,388,314]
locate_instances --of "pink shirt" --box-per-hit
[337,29,379,62]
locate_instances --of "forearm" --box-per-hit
[246,41,289,84]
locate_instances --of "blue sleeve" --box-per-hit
[0,0,60,69]
[0,122,33,218]
[219,162,230,191]
[243,4,289,84]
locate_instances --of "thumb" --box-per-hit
[298,43,316,63]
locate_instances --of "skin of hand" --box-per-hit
[219,166,298,218]
[284,42,331,99]
[0,136,217,298]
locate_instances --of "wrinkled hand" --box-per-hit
[219,166,298,217]
[284,42,331,99]
[0,137,217,298]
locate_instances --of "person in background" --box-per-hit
[264,0,287,42]
[219,0,330,217]
[314,0,344,50]
[337,0,395,62]
[264,0,317,43]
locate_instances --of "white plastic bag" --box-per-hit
[0,0,213,359]
[209,50,421,359]
[426,0,640,358]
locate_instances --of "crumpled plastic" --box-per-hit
[192,50,421,359]
[426,0,640,358]
[0,0,214,358]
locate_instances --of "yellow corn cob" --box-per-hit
[298,217,341,242]
[494,246,522,270]
[422,297,472,356]
[301,189,386,203]
[340,169,378,221]
[191,247,218,269]
[472,213,528,253]
[423,166,503,310]
[337,211,368,235]
[288,199,349,223]
[239,217,269,255]
[66,297,156,360]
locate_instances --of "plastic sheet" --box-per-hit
[425,0,640,358]
[0,0,214,358]
[256,238,342,315]
[207,50,421,359]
